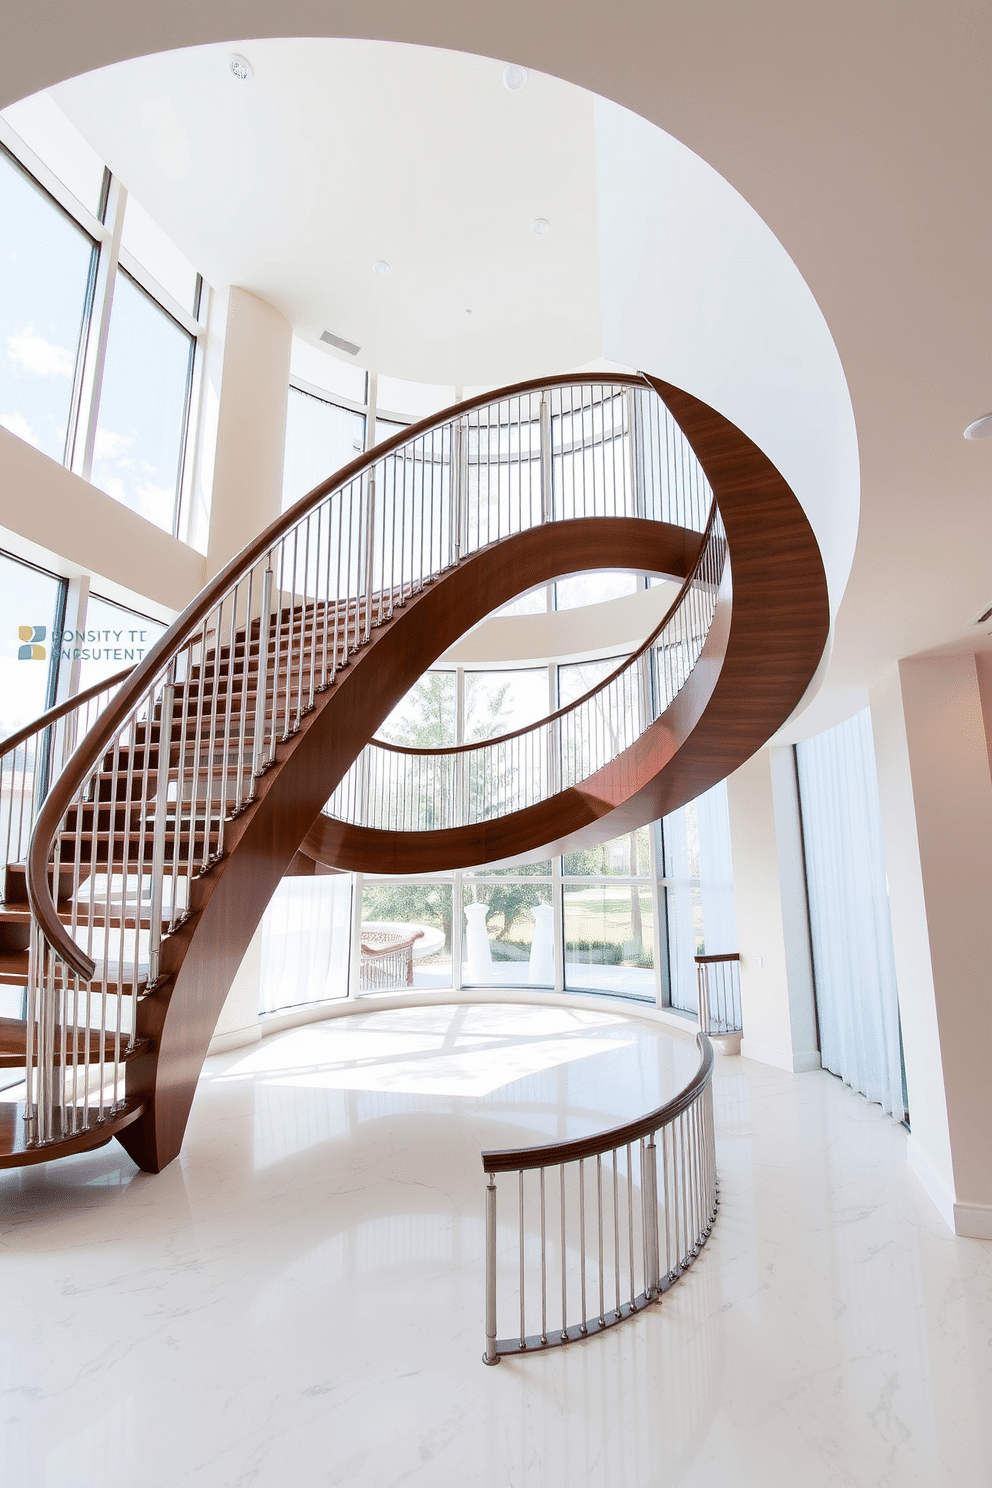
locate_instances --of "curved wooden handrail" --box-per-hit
[367,501,716,760]
[0,667,134,761]
[694,952,740,964]
[25,375,657,981]
[360,928,425,957]
[304,375,830,877]
[482,1033,713,1173]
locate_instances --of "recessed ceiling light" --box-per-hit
[373,260,390,276]
[228,55,253,82]
[503,64,528,91]
[964,413,992,440]
[531,218,550,236]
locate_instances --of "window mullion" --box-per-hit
[70,175,127,482]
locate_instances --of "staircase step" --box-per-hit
[0,1015,144,1069]
[0,1096,147,1167]
[0,949,150,992]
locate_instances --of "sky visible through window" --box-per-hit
[0,149,93,463]
[91,271,193,532]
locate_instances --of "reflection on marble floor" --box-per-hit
[1,1002,991,1488]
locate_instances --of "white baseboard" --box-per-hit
[739,1038,821,1073]
[906,1139,992,1240]
[952,1202,992,1241]
[207,1023,262,1056]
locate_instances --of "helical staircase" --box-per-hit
[0,373,828,1173]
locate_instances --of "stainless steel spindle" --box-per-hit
[484,1174,498,1365]
[560,1162,568,1339]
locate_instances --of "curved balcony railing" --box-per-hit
[324,502,725,833]
[482,1033,716,1362]
[19,373,714,1151]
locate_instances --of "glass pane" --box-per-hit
[92,270,192,532]
[464,669,548,740]
[0,149,94,462]
[360,882,452,991]
[374,417,407,446]
[120,196,199,314]
[462,881,553,987]
[563,825,652,877]
[0,552,63,889]
[375,671,456,748]
[555,571,638,610]
[72,593,166,693]
[259,874,353,1013]
[563,884,655,998]
[663,801,700,879]
[557,656,621,709]
[663,882,701,1012]
[464,860,553,878]
[282,387,365,511]
[377,375,455,420]
[493,585,548,618]
[2,94,105,216]
[0,551,63,741]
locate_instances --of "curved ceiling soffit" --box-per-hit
[5,26,860,657]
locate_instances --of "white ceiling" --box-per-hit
[3,5,988,733]
[54,40,603,387]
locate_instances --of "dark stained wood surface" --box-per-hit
[302,377,829,873]
[0,1098,146,1169]
[115,516,700,1173]
[23,376,828,1177]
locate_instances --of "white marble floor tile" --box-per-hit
[1,1002,991,1488]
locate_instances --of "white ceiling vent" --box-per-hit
[320,330,361,356]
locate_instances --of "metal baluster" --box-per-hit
[627,1142,635,1309]
[560,1161,568,1340]
[596,1152,605,1327]
[578,1158,587,1334]
[484,1173,498,1365]
[540,1166,548,1345]
[519,1169,526,1347]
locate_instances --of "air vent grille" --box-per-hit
[971,603,992,626]
[320,330,361,356]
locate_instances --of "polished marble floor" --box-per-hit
[2,1001,991,1488]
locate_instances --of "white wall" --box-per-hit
[871,655,992,1239]
[0,428,205,615]
[594,97,860,627]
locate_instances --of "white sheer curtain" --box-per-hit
[662,806,697,1012]
[696,778,736,954]
[663,780,737,1013]
[259,875,353,1014]
[796,709,906,1121]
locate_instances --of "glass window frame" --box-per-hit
[0,113,207,541]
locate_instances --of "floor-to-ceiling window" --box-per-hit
[0,96,207,537]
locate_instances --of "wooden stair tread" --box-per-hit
[0,951,149,993]
[0,1096,147,1166]
[0,1015,144,1068]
